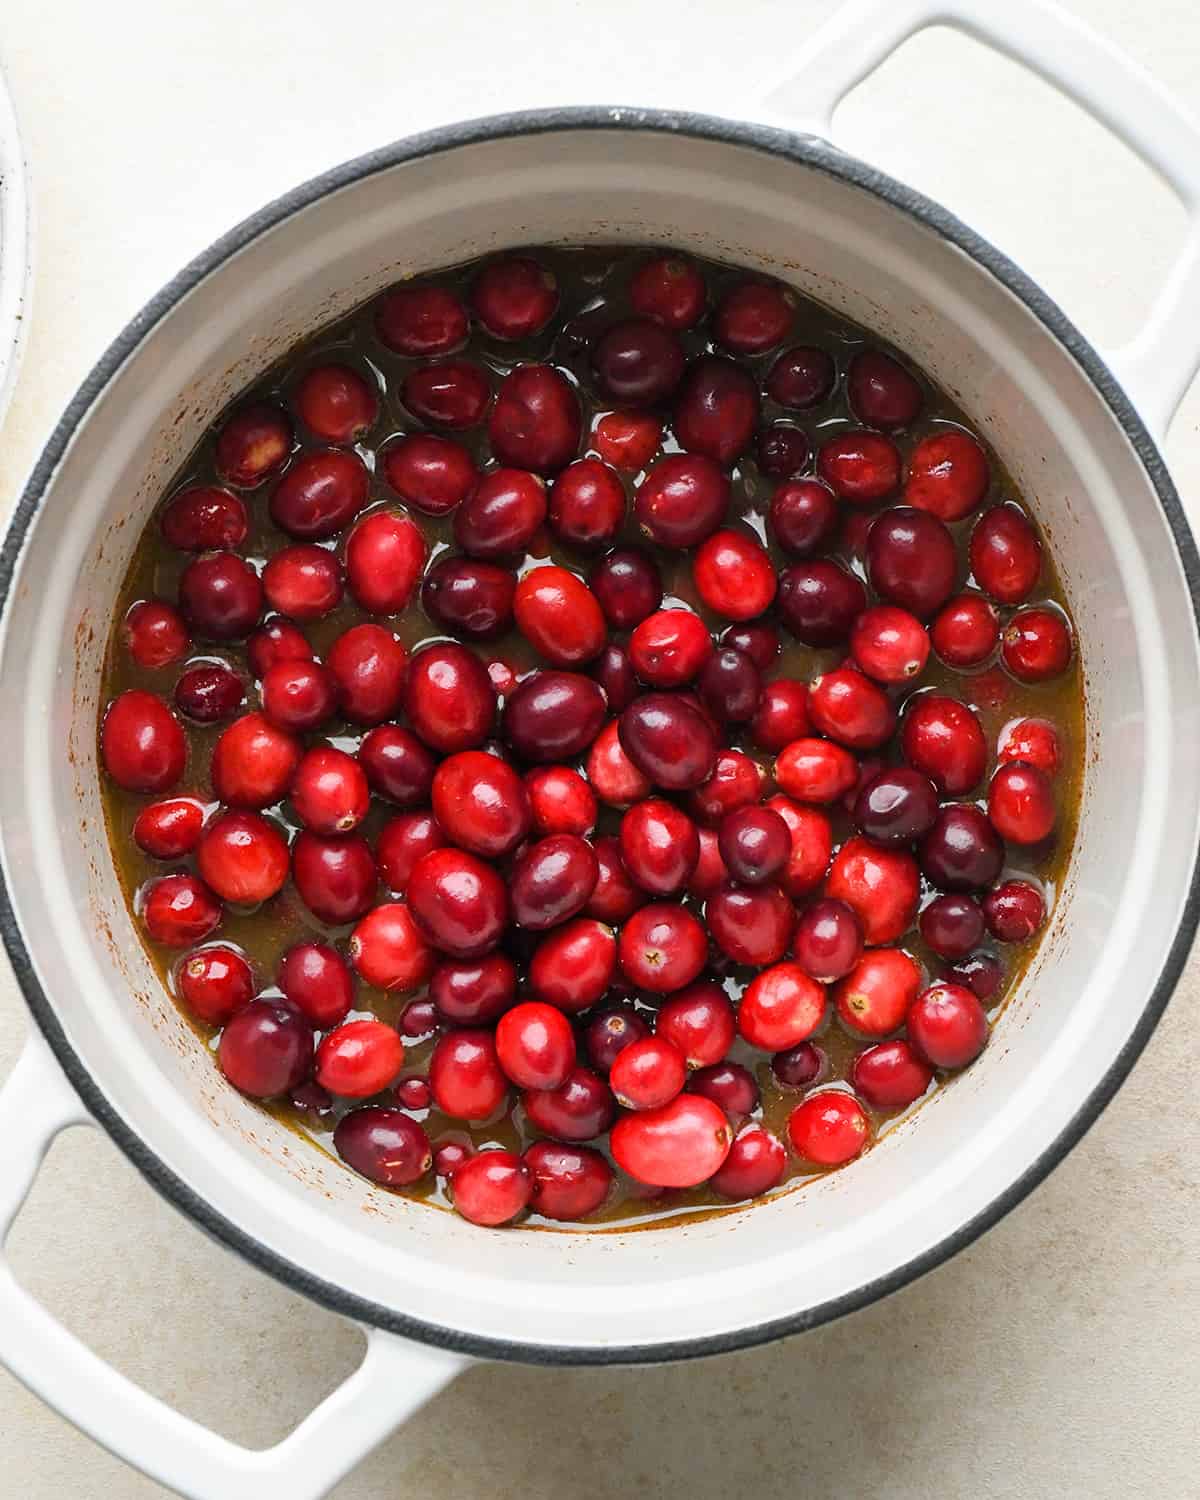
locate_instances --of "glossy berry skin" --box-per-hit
[908,983,989,1068]
[714,281,794,355]
[489,363,581,474]
[618,903,707,993]
[919,804,1005,892]
[548,459,626,550]
[690,1061,759,1119]
[905,430,990,521]
[514,565,607,666]
[451,1150,533,1226]
[950,951,1004,1002]
[778,559,867,646]
[218,1000,313,1099]
[588,836,648,922]
[430,952,517,1025]
[496,1002,577,1091]
[808,667,895,751]
[530,918,617,1012]
[277,942,355,1028]
[327,624,408,726]
[930,593,999,668]
[404,643,495,752]
[592,409,662,471]
[739,961,826,1050]
[584,1005,651,1074]
[707,882,795,968]
[853,768,939,846]
[699,647,761,724]
[769,797,834,898]
[984,879,1046,942]
[901,694,987,795]
[161,487,249,553]
[835,947,921,1036]
[260,660,337,732]
[629,609,712,689]
[294,363,378,444]
[102,690,187,792]
[334,1107,432,1187]
[175,662,246,723]
[866,507,957,618]
[292,831,378,926]
[270,450,369,539]
[630,254,707,329]
[774,738,857,805]
[523,1065,616,1141]
[620,799,699,896]
[124,600,190,669]
[382,433,477,516]
[919,894,985,961]
[454,467,547,559]
[692,529,777,621]
[290,747,368,836]
[420,557,515,641]
[196,811,289,905]
[432,750,531,858]
[750,679,810,752]
[525,765,597,837]
[214,404,292,488]
[432,1140,473,1178]
[525,1141,613,1222]
[407,847,509,958]
[344,511,427,616]
[358,726,436,808]
[316,1019,405,1098]
[176,945,253,1027]
[765,343,836,408]
[589,548,662,630]
[610,1094,733,1188]
[672,356,759,466]
[503,671,606,762]
[851,1040,933,1110]
[689,749,764,827]
[826,837,919,946]
[618,693,718,792]
[988,762,1056,844]
[635,453,730,547]
[246,617,313,678]
[656,983,736,1069]
[847,349,923,430]
[769,478,839,558]
[711,1124,787,1200]
[591,317,685,406]
[430,1029,509,1121]
[511,833,600,930]
[787,1091,870,1166]
[755,423,811,480]
[178,553,263,641]
[1001,607,1073,681]
[403,360,491,429]
[718,806,790,886]
[771,1042,825,1090]
[850,605,929,683]
[375,283,468,356]
[998,717,1061,777]
[610,1035,687,1111]
[817,430,901,503]
[471,256,558,339]
[969,504,1042,604]
[133,797,206,860]
[792,898,864,982]
[722,621,779,669]
[142,874,221,948]
[588,719,652,807]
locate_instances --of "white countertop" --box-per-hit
[2,1,1199,1494]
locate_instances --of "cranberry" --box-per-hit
[691,530,776,623]
[343,511,426,618]
[548,459,626,551]
[375,283,468,356]
[711,1124,787,1199]
[335,1106,432,1186]
[214,403,291,488]
[377,812,445,894]
[403,359,491,429]
[905,429,989,521]
[615,801,696,898]
[453,467,547,558]
[430,750,529,858]
[270,450,369,539]
[592,410,662,471]
[503,671,606,761]
[983,879,1046,942]
[755,423,811,479]
[250,658,320,735]
[494,1001,576,1091]
[988,762,1056,844]
[698,648,761,724]
[327,624,407,725]
[619,902,707,992]
[400,1000,439,1039]
[739,960,826,1050]
[866,507,956,619]
[919,804,1004,891]
[834,947,920,1035]
[900,695,986,795]
[769,796,834,898]
[997,717,1061,776]
[587,719,653,806]
[654,985,733,1069]
[714,280,794,354]
[630,609,713,688]
[611,1035,687,1110]
[846,347,922,429]
[292,831,378,925]
[195,810,288,904]
[102,690,186,792]
[358,726,436,807]
[591,318,685,406]
[850,605,929,683]
[316,1019,405,1098]
[347,903,435,994]
[525,765,597,838]
[407,847,508,958]
[489,363,581,473]
[246,617,313,678]
[969,504,1041,604]
[707,882,794,967]
[908,982,989,1068]
[160,486,249,552]
[765,482,836,562]
[588,548,662,631]
[210,712,299,807]
[430,1029,509,1121]
[288,747,367,835]
[792,898,864,982]
[808,667,895,750]
[405,642,495,751]
[514,565,607,667]
[930,593,999,668]
[123,599,190,670]
[852,1040,932,1110]
[471,256,558,339]
[174,661,245,723]
[433,1139,473,1178]
[950,951,1004,1002]
[1002,607,1073,681]
[618,693,718,792]
[826,836,919,945]
[524,1064,616,1140]
[451,1149,532,1225]
[428,954,515,1029]
[294,363,378,444]
[511,833,599,930]
[719,624,776,672]
[178,553,262,640]
[672,356,759,466]
[395,1074,430,1112]
[525,1141,612,1221]
[381,433,478,516]
[261,546,344,624]
[277,942,354,1028]
[682,752,758,830]
[488,658,520,697]
[611,1093,733,1187]
[583,1005,649,1074]
[774,738,858,805]
[919,893,985,960]
[817,431,901,503]
[634,454,730,547]
[765,345,836,409]
[778,558,867,646]
[717,806,789,886]
[750,679,811,751]
[690,1060,759,1118]
[588,836,647,922]
[142,873,221,947]
[218,999,312,1098]
[630,255,706,328]
[771,1041,825,1089]
[132,797,205,861]
[176,944,253,1027]
[787,1090,870,1165]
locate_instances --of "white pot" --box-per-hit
[3,1,1200,1496]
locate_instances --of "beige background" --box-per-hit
[2,1,1199,1494]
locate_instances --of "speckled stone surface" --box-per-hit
[1,1,1199,1493]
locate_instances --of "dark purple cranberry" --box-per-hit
[178,554,263,640]
[949,951,1004,1002]
[699,647,761,723]
[672,356,760,466]
[689,1061,759,1119]
[919,894,985,960]
[769,479,840,557]
[591,318,686,406]
[421,556,516,641]
[584,1005,652,1073]
[866,507,957,619]
[718,806,790,885]
[399,999,439,1038]
[618,693,719,791]
[592,642,639,713]
[357,726,436,807]
[755,423,811,479]
[721,622,779,670]
[853,768,939,845]
[771,1042,825,1089]
[334,1106,432,1187]
[765,345,836,409]
[792,898,863,981]
[589,548,663,630]
[502,671,607,762]
[174,662,245,722]
[778,559,867,646]
[919,804,1005,891]
[847,349,923,431]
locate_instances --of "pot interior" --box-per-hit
[2,121,1197,1357]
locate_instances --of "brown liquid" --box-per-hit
[99,246,1084,1229]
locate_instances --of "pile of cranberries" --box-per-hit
[100,246,1077,1229]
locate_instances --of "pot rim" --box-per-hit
[3,105,1198,1367]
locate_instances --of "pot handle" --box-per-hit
[0,1033,467,1500]
[754,0,1200,441]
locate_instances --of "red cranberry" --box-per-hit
[178,553,262,640]
[847,348,923,430]
[382,433,477,516]
[316,1019,404,1097]
[511,834,599,930]
[618,693,718,791]
[451,1149,532,1225]
[771,1041,824,1089]
[630,255,706,329]
[774,738,857,805]
[160,486,249,552]
[587,719,652,806]
[1002,607,1073,681]
[707,882,794,967]
[433,1139,473,1178]
[619,800,698,896]
[524,765,596,839]
[611,1035,687,1110]
[718,806,790,886]
[259,660,334,732]
[358,725,435,807]
[611,1094,733,1187]
[690,1061,759,1119]
[765,345,836,409]
[591,318,685,406]
[123,599,190,669]
[787,1090,870,1165]
[327,624,407,725]
[453,467,547,558]
[969,504,1042,604]
[503,671,606,761]
[218,999,312,1098]
[133,797,206,860]
[196,811,288,904]
[619,902,707,993]
[246,617,313,678]
[102,690,186,792]
[689,749,763,827]
[983,879,1046,942]
[657,983,735,1069]
[949,951,1004,1001]
[400,1000,439,1039]
[826,836,919,945]
[769,796,834,898]
[514,564,607,667]
[908,982,989,1068]
[930,593,999,667]
[431,952,517,1025]
[905,430,990,521]
[172,662,244,724]
[630,608,713,688]
[335,1106,432,1186]
[692,529,777,622]
[210,712,299,808]
[177,945,253,1027]
[711,1124,787,1199]
[808,667,895,750]
[344,511,426,618]
[739,961,825,1050]
[866,506,956,618]
[850,605,929,683]
[489,363,581,474]
[142,873,221,947]
[755,423,811,479]
[375,283,468,356]
[290,747,369,835]
[635,454,730,547]
[852,1039,932,1109]
[214,403,291,488]
[396,1073,431,1110]
[587,836,647,922]
[495,1001,576,1091]
[584,1005,650,1073]
[377,811,444,895]
[592,410,662,471]
[262,544,343,622]
[699,648,761,724]
[750,679,811,752]
[548,459,626,551]
[778,558,867,646]
[431,750,530,858]
[988,762,1056,844]
[525,1141,612,1221]
[407,847,508,958]
[471,256,558,339]
[292,831,378,925]
[998,717,1061,776]
[589,547,662,630]
[530,918,617,1011]
[403,359,491,429]
[817,430,901,503]
[919,804,1005,891]
[672,356,759,466]
[722,622,778,669]
[900,694,986,795]
[430,1028,509,1121]
[270,450,369,539]
[524,1064,616,1141]
[919,894,985,960]
[294,363,377,444]
[714,280,794,354]
[405,642,495,751]
[348,902,434,991]
[793,898,863,982]
[278,941,354,1028]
